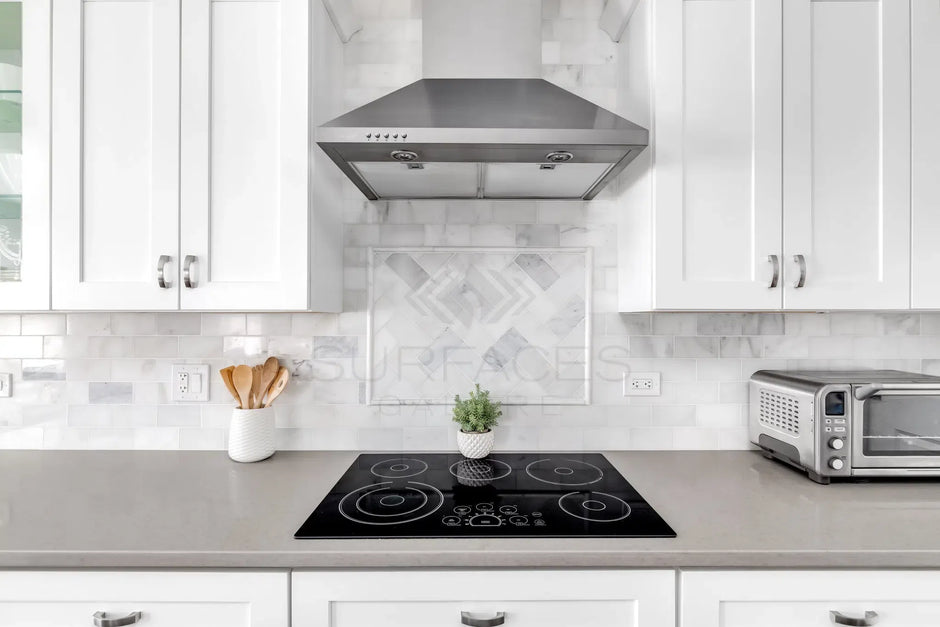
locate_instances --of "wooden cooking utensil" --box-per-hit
[250,364,265,409]
[263,367,290,408]
[219,366,240,407]
[232,365,254,411]
[259,356,279,406]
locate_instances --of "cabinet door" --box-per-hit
[653,0,783,310]
[782,0,911,310]
[0,0,50,311]
[293,570,675,627]
[682,570,940,627]
[911,0,940,308]
[179,0,309,310]
[0,570,287,627]
[51,0,180,310]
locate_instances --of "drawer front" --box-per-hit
[334,599,634,627]
[682,570,940,627]
[293,570,675,627]
[722,601,940,627]
[0,571,287,627]
[0,600,252,627]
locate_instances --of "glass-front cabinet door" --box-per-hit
[0,0,49,310]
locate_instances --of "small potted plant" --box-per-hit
[452,384,502,459]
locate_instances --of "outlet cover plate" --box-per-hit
[172,364,210,402]
[623,371,661,397]
[0,373,11,397]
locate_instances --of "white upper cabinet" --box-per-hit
[782,0,911,310]
[50,0,342,311]
[0,0,51,311]
[911,0,940,309]
[652,0,783,311]
[179,0,312,310]
[624,0,918,312]
[51,0,180,310]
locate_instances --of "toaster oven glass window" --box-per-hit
[863,396,940,456]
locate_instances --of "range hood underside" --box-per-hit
[317,142,645,200]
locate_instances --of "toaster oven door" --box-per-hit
[852,385,940,468]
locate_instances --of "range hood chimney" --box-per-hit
[422,0,542,79]
[316,0,649,200]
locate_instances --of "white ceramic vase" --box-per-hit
[457,429,495,459]
[228,407,275,463]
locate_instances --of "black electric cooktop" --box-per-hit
[294,453,675,539]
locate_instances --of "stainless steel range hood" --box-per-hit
[317,78,648,200]
[316,0,648,201]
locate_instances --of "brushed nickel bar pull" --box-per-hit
[183,255,197,288]
[156,255,172,289]
[93,611,143,627]
[461,611,506,627]
[768,254,779,288]
[830,610,879,626]
[793,254,807,288]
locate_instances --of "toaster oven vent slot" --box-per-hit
[759,389,800,435]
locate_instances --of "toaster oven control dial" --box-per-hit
[828,437,845,450]
[828,457,845,471]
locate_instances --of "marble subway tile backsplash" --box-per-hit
[2,309,940,450]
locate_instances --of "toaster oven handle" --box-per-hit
[830,610,879,626]
[855,383,940,400]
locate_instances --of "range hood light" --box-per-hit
[391,150,419,162]
[539,163,557,170]
[545,151,574,163]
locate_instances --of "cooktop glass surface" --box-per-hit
[294,453,676,539]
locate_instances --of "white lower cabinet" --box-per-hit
[293,570,676,627]
[0,570,287,627]
[681,570,940,627]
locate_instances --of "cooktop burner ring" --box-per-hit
[448,458,513,484]
[370,457,429,479]
[339,481,444,526]
[558,491,632,522]
[355,485,428,518]
[525,457,604,486]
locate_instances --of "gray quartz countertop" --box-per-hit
[1,449,939,569]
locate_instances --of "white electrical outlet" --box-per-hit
[172,364,210,402]
[0,373,11,398]
[623,371,661,396]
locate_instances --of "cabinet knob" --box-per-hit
[830,610,879,626]
[93,611,142,627]
[156,255,172,289]
[183,255,198,289]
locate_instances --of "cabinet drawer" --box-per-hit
[294,570,675,627]
[682,570,940,627]
[334,599,633,627]
[0,571,287,627]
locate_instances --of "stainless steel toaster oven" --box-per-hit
[750,370,940,483]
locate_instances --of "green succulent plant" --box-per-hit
[452,384,502,433]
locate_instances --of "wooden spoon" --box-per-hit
[219,366,240,407]
[232,365,254,411]
[250,364,265,409]
[259,357,279,406]
[263,367,290,408]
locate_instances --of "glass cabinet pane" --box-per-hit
[0,1,22,282]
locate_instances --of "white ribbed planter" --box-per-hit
[456,429,495,459]
[228,407,275,463]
